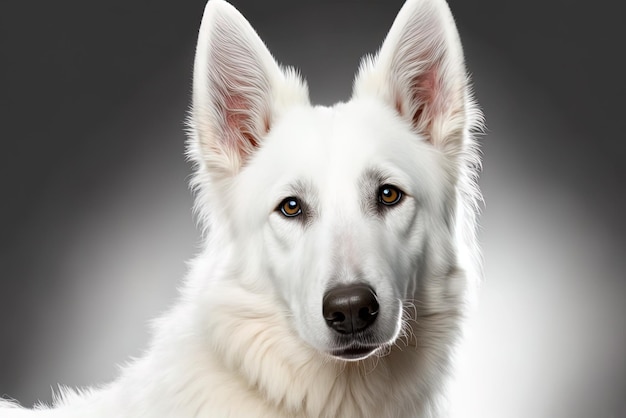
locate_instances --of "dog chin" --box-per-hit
[329,344,382,361]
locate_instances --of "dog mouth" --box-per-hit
[330,344,381,361]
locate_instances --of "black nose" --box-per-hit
[323,284,379,334]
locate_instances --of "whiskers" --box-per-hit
[353,299,423,375]
[395,299,420,350]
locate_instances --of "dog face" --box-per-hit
[188,0,476,360]
[234,101,457,359]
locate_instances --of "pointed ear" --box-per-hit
[353,0,478,156]
[188,0,309,180]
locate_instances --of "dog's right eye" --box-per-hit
[378,185,403,206]
[278,197,302,218]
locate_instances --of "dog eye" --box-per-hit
[378,185,403,206]
[278,197,302,217]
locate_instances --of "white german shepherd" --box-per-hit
[1,0,482,416]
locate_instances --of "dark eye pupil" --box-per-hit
[379,185,402,206]
[279,197,302,217]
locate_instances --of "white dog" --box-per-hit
[1,0,482,416]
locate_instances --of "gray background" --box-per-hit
[2,1,625,416]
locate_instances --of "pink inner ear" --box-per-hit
[220,89,271,160]
[224,93,259,149]
[413,66,438,131]
[396,60,447,143]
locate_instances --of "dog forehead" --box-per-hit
[239,98,445,212]
[264,99,423,172]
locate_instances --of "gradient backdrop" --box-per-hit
[2,1,625,417]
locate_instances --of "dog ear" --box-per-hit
[353,0,477,156]
[188,0,309,180]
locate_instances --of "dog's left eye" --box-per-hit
[278,197,302,217]
[378,185,403,206]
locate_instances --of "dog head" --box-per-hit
[188,0,481,361]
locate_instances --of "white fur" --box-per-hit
[1,0,482,416]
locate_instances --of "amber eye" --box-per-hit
[279,197,302,217]
[378,185,403,206]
